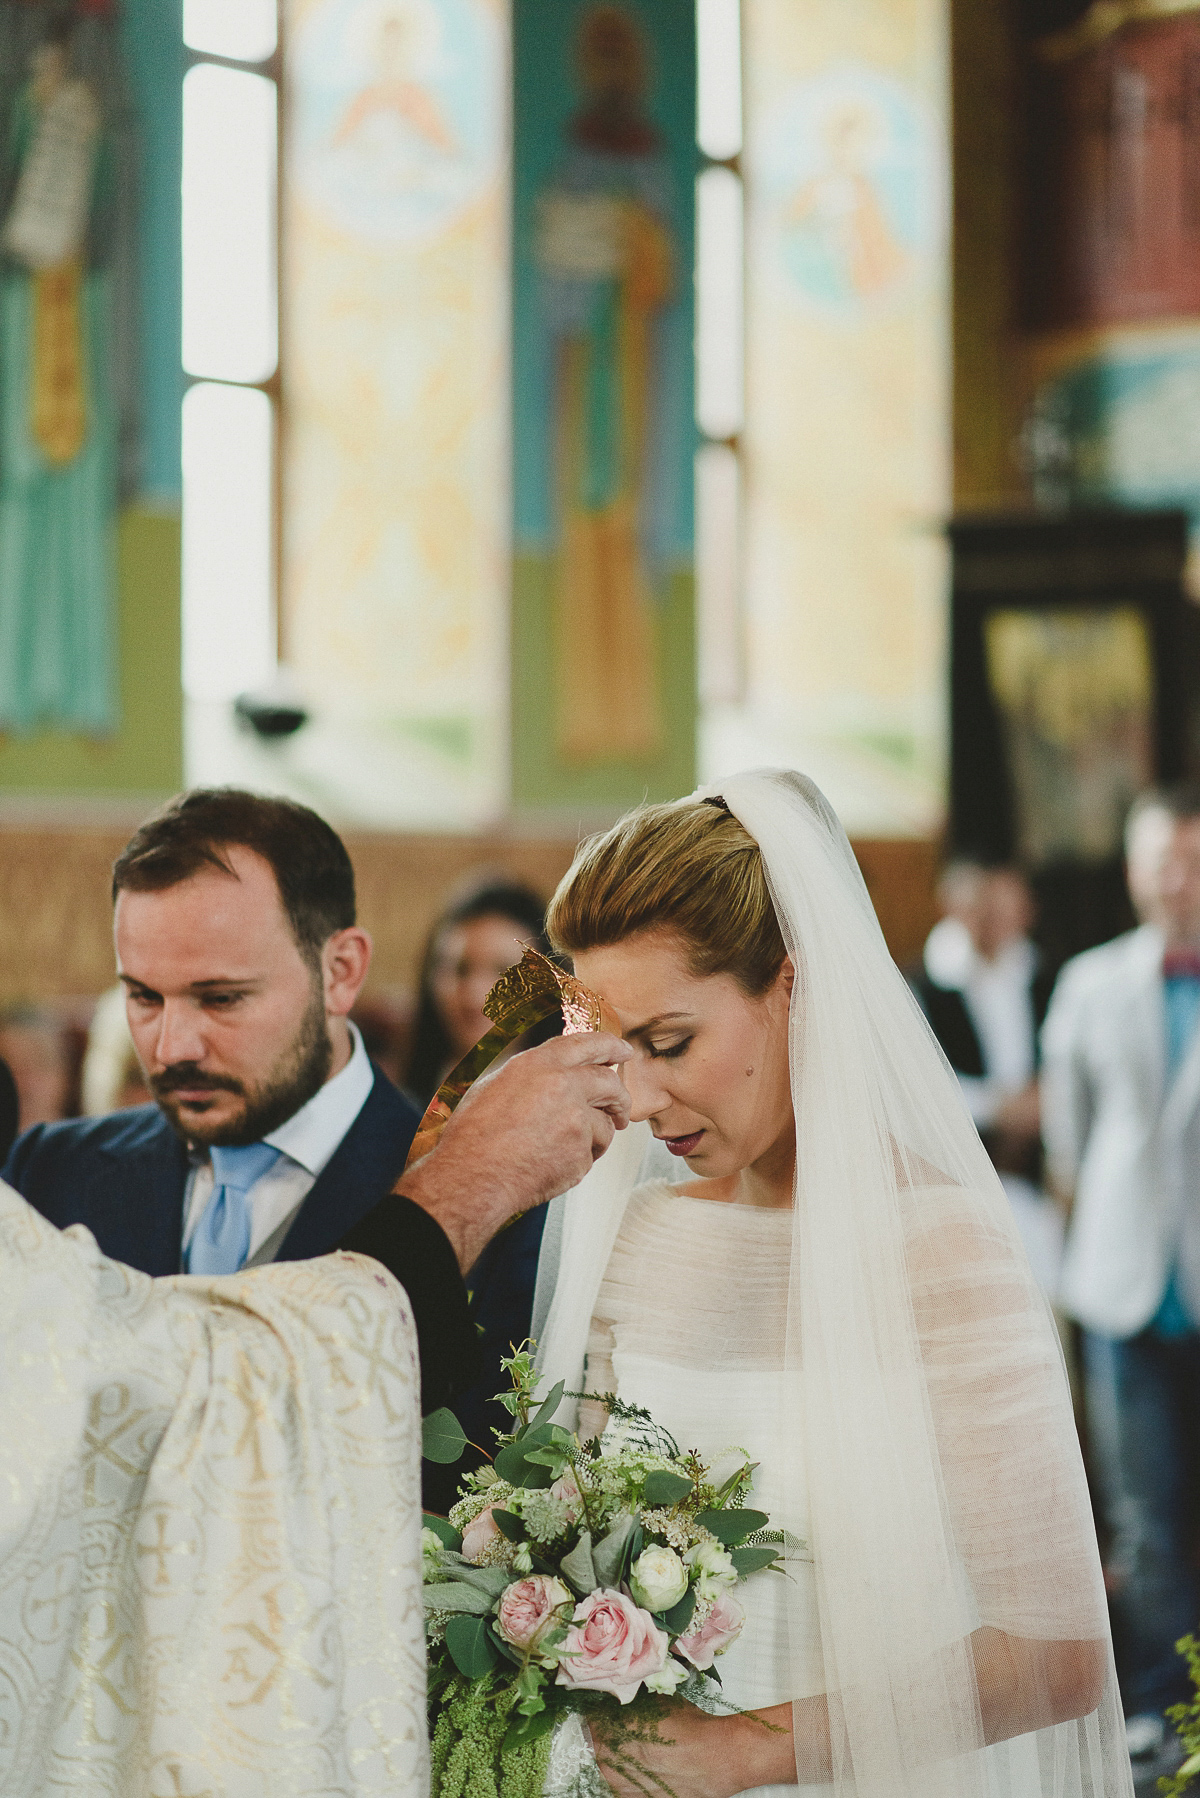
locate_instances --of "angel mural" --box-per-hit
[535,4,676,766]
[0,3,129,736]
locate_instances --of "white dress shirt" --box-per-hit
[923,916,1037,1128]
[181,1022,376,1262]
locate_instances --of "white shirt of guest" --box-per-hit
[923,917,1037,1130]
[181,1021,375,1263]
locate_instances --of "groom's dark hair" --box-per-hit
[112,788,356,968]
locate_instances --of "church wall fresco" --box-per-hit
[282,0,510,829]
[715,0,951,838]
[510,0,697,816]
[0,0,182,797]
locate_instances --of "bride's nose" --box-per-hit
[622,1055,670,1126]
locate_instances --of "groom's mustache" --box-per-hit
[150,1063,246,1098]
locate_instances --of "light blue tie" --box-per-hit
[186,1142,282,1276]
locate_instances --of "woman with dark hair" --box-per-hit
[407,877,558,1495]
[405,878,551,1107]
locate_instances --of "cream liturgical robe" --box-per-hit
[0,1183,429,1797]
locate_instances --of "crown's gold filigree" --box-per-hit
[401,948,609,1171]
[484,947,603,1036]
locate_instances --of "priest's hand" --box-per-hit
[396,1032,632,1274]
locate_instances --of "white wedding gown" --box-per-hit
[582,1179,819,1798]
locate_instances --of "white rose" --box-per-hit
[645,1654,690,1695]
[685,1539,736,1601]
[629,1545,689,1613]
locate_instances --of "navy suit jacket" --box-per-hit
[2,1065,419,1274]
[1,1070,480,1416]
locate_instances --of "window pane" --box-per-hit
[696,442,741,703]
[184,0,277,64]
[696,165,744,439]
[183,383,275,701]
[182,63,277,383]
[697,0,742,161]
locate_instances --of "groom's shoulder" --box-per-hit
[3,1102,176,1192]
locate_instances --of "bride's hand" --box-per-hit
[589,1702,793,1798]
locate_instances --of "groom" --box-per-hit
[2,789,631,1413]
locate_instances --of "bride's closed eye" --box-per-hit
[646,1036,692,1060]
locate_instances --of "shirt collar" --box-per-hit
[923,916,1038,991]
[261,1022,375,1176]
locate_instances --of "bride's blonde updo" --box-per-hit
[546,797,787,995]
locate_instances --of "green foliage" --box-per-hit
[430,1672,554,1798]
[445,1614,502,1679]
[1161,1635,1200,1796]
[423,1513,463,1551]
[642,1471,694,1507]
[424,1408,469,1465]
[694,1508,769,1546]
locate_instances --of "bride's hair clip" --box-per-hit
[703,794,732,816]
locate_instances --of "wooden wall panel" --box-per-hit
[0,827,939,1008]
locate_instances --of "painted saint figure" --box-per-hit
[0,12,118,735]
[535,5,674,766]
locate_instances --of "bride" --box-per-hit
[531,771,1132,1798]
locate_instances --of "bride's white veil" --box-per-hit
[533,768,1132,1798]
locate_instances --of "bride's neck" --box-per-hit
[686,1122,796,1209]
[738,1124,796,1208]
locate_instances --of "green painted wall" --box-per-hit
[511,555,696,812]
[0,508,181,793]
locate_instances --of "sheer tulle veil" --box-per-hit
[532,769,1132,1798]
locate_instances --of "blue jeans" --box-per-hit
[1084,1328,1200,1717]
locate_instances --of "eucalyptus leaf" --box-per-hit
[592,1511,638,1587]
[694,1508,769,1546]
[730,1544,782,1577]
[560,1529,598,1595]
[641,1470,694,1507]
[530,1379,566,1430]
[661,1583,697,1635]
[492,1437,556,1489]
[422,1409,469,1466]
[492,1508,526,1542]
[423,1581,495,1616]
[422,1407,468,1465]
[421,1513,462,1552]
[524,1447,571,1472]
[451,1562,512,1598]
[445,1613,502,1678]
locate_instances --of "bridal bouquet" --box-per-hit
[422,1348,785,1798]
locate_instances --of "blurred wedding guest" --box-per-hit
[81,984,151,1115]
[1042,784,1200,1765]
[910,860,1062,1294]
[0,1006,72,1131]
[407,878,555,1473]
[0,1055,17,1162]
[405,877,551,1105]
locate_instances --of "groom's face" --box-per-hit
[115,846,337,1146]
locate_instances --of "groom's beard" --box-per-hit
[150,983,333,1147]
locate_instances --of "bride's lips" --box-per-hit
[664,1131,703,1157]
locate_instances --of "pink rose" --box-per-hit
[496,1575,572,1652]
[550,1469,582,1523]
[556,1588,669,1704]
[674,1589,745,1671]
[461,1506,501,1562]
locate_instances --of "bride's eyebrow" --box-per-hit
[625,1010,693,1042]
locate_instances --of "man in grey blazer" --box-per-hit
[1042,784,1200,1760]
